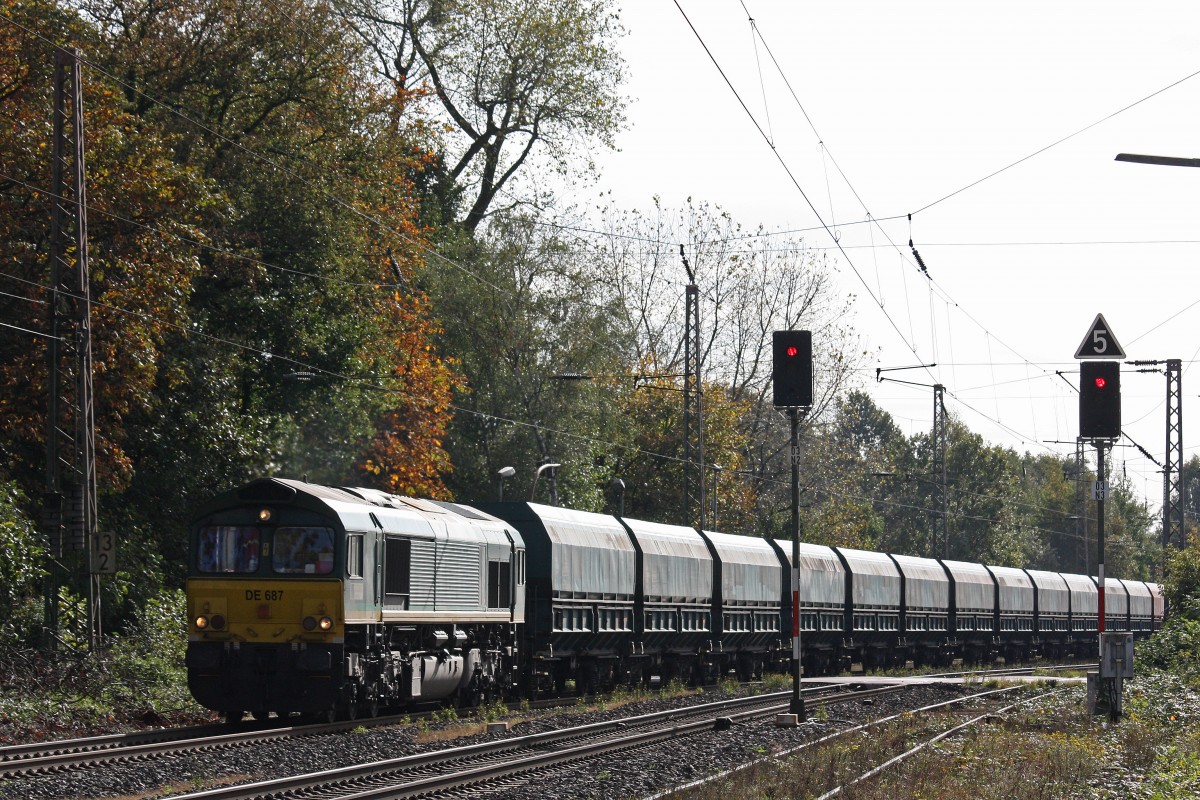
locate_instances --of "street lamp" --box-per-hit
[1068,515,1088,575]
[610,477,626,516]
[1115,152,1189,576]
[530,462,561,503]
[1115,153,1200,168]
[496,466,516,501]
[710,464,722,529]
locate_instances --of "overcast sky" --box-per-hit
[574,1,1200,508]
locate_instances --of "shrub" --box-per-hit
[103,589,199,716]
[0,482,44,647]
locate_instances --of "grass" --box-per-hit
[668,672,1200,799]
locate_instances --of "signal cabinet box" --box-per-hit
[1100,632,1134,679]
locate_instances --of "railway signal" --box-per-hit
[1074,314,1128,720]
[772,330,813,408]
[772,330,813,724]
[1079,360,1121,440]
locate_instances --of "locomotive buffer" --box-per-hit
[772,331,813,724]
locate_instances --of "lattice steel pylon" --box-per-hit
[932,385,948,557]
[682,268,705,529]
[1164,359,1183,553]
[44,48,98,651]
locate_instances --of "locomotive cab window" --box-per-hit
[385,537,412,597]
[347,533,364,579]
[197,526,260,573]
[272,527,335,575]
[488,560,511,608]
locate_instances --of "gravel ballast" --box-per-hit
[0,682,994,800]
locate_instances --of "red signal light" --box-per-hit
[1095,377,1106,389]
[786,346,798,357]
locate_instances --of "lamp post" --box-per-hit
[1068,515,1088,575]
[610,477,626,516]
[530,462,561,504]
[1116,154,1189,574]
[496,466,516,501]
[710,464,722,529]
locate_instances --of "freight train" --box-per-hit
[185,478,1164,721]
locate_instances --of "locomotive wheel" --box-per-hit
[223,710,244,724]
[251,709,270,722]
[363,696,380,718]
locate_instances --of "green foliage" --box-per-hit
[0,591,202,739]
[475,700,509,723]
[431,706,459,723]
[1143,539,1200,682]
[1141,615,1200,682]
[103,590,195,713]
[431,216,634,508]
[802,394,1161,572]
[0,481,44,646]
[393,0,629,231]
[1165,537,1200,616]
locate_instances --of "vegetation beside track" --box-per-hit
[670,673,1200,800]
[0,591,211,744]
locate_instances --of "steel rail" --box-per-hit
[162,685,908,800]
[0,663,1082,779]
[813,688,1066,799]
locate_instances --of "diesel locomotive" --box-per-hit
[185,478,1164,722]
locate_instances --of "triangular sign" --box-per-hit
[1074,313,1126,359]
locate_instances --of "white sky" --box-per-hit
[574,1,1200,510]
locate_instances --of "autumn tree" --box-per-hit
[343,0,629,232]
[0,0,218,499]
[592,198,865,536]
[82,0,460,503]
[0,0,463,598]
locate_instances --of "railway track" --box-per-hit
[0,717,374,778]
[0,662,1085,786]
[0,697,576,779]
[810,688,1064,800]
[922,660,1095,680]
[657,682,1064,800]
[159,685,895,800]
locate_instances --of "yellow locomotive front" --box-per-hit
[186,506,347,721]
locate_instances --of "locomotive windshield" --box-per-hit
[197,526,261,573]
[273,526,336,575]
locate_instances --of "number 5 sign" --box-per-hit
[1074,313,1126,360]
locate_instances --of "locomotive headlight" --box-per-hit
[318,616,334,631]
[195,615,209,630]
[302,616,317,632]
[258,507,272,522]
[210,614,226,631]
